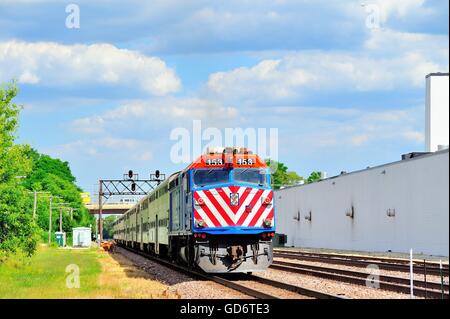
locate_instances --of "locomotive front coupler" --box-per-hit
[199,250,269,261]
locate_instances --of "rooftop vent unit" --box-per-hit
[206,146,253,155]
[401,152,430,160]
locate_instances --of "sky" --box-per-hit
[0,0,448,194]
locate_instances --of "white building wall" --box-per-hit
[425,73,449,152]
[275,150,449,256]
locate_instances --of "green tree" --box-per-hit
[0,82,20,151]
[1,81,95,258]
[265,160,303,189]
[306,171,322,184]
[0,82,38,256]
[102,215,117,239]
[22,149,95,236]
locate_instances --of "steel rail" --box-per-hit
[274,249,449,269]
[120,245,278,299]
[118,245,343,299]
[248,274,346,299]
[273,260,449,292]
[270,261,449,299]
[274,251,449,276]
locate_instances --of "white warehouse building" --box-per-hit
[275,73,449,257]
[275,149,449,256]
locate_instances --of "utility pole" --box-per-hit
[51,204,70,234]
[29,191,51,221]
[99,179,103,244]
[59,207,63,232]
[70,208,78,221]
[48,196,53,244]
[33,191,37,220]
[47,196,63,244]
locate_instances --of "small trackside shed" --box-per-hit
[73,227,92,247]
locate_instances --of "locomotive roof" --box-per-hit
[186,152,267,170]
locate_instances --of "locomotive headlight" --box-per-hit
[195,219,205,228]
[195,198,205,206]
[261,197,272,205]
[263,219,272,227]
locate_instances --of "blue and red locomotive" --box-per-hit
[113,147,275,273]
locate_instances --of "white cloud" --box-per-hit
[70,117,105,134]
[248,105,424,150]
[0,40,181,95]
[206,30,448,103]
[350,134,370,146]
[343,107,424,147]
[371,0,426,20]
[364,29,445,52]
[22,97,110,113]
[402,130,425,143]
[2,0,447,56]
[70,97,239,134]
[18,70,39,84]
[46,137,154,161]
[208,59,314,100]
[349,0,436,28]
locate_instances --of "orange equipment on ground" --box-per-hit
[100,240,116,252]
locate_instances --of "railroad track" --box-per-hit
[118,245,344,299]
[271,260,449,299]
[274,250,449,276]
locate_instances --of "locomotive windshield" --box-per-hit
[192,168,270,188]
[233,168,269,187]
[193,169,230,188]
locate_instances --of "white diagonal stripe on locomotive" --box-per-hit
[194,205,215,228]
[234,188,261,222]
[196,190,230,227]
[209,188,239,224]
[242,189,271,227]
[234,188,259,222]
[255,205,274,228]
[223,186,246,202]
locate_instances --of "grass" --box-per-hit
[0,244,178,299]
[0,245,102,298]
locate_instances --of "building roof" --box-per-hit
[426,72,449,78]
[277,148,449,191]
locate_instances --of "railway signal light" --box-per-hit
[128,170,133,179]
[131,183,136,192]
[150,170,165,184]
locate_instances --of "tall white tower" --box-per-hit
[425,73,449,152]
